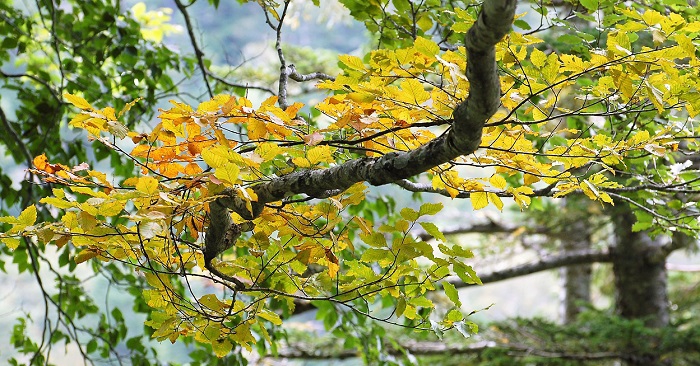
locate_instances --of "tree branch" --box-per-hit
[287,64,335,82]
[0,106,33,169]
[452,249,612,289]
[174,0,213,98]
[415,221,551,241]
[268,340,623,360]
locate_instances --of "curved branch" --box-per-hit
[204,1,517,284]
[214,0,517,219]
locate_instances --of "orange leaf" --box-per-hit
[184,162,202,175]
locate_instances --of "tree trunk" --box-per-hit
[559,219,592,324]
[612,210,670,365]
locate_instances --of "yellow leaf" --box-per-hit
[530,48,547,68]
[489,174,507,190]
[136,176,159,196]
[214,162,240,185]
[291,157,310,168]
[488,192,503,211]
[118,97,143,118]
[399,78,430,104]
[247,118,268,140]
[75,248,98,264]
[307,145,334,165]
[1,237,20,250]
[197,98,221,113]
[63,92,93,110]
[18,205,37,227]
[414,36,440,56]
[201,145,243,168]
[470,192,489,210]
[629,130,650,146]
[339,55,366,71]
[641,9,664,26]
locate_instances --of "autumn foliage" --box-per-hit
[3,0,700,358]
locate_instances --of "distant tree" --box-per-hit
[2,0,700,365]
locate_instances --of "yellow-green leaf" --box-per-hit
[419,222,446,242]
[199,294,227,312]
[258,309,283,325]
[530,48,547,68]
[400,207,419,221]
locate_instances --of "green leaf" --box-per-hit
[632,221,653,232]
[442,282,461,308]
[579,0,600,11]
[513,19,531,30]
[360,232,387,247]
[360,248,393,266]
[418,202,443,216]
[454,321,477,338]
[453,262,482,285]
[419,222,446,242]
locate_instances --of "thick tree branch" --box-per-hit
[213,0,517,221]
[452,249,612,289]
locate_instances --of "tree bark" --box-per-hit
[612,210,670,366]
[612,211,669,328]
